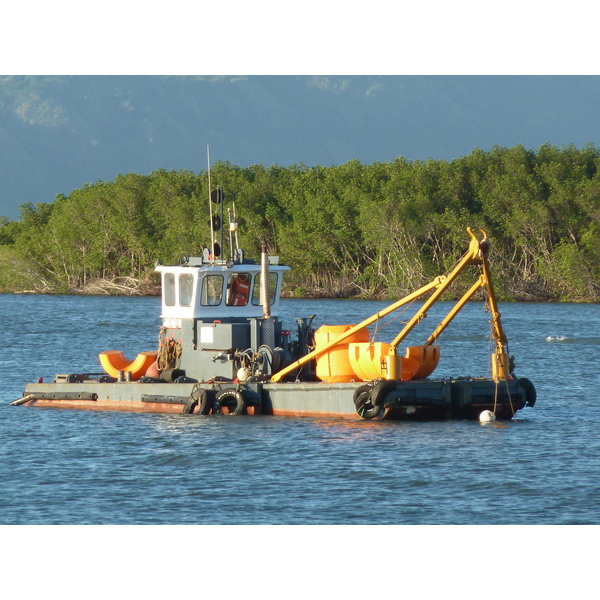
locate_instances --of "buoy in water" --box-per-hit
[479,410,496,422]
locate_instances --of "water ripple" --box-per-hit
[1,296,600,525]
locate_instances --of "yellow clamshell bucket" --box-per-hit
[348,343,440,381]
[348,342,427,381]
[314,325,370,383]
[404,345,440,379]
[348,342,390,381]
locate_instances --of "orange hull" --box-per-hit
[22,397,260,415]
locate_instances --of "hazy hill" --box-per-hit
[1,75,599,220]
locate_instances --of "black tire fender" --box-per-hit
[353,383,381,419]
[214,388,246,416]
[198,389,214,415]
[183,387,214,415]
[520,377,536,407]
[182,395,198,414]
[368,380,397,416]
[161,368,185,383]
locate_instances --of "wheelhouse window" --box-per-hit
[200,274,224,306]
[252,273,278,306]
[179,274,194,307]
[164,273,176,306]
[226,273,251,306]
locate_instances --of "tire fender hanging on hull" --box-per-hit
[183,388,215,415]
[214,388,246,415]
[353,380,397,419]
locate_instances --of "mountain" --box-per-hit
[1,75,599,220]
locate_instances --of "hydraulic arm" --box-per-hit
[269,228,512,383]
[384,228,511,380]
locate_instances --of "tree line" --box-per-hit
[1,143,599,302]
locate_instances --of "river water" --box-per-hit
[1,294,597,594]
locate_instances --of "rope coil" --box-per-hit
[157,326,182,371]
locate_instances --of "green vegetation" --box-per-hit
[1,144,600,301]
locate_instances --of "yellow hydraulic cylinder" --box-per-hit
[384,354,401,380]
[492,351,511,380]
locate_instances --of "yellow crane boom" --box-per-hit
[270,228,511,383]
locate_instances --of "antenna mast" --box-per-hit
[207,145,215,261]
[232,201,240,251]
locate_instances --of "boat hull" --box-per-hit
[16,376,536,421]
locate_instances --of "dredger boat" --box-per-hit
[13,189,536,421]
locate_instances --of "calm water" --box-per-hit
[1,293,599,526]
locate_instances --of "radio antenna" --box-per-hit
[233,200,240,251]
[207,144,215,261]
